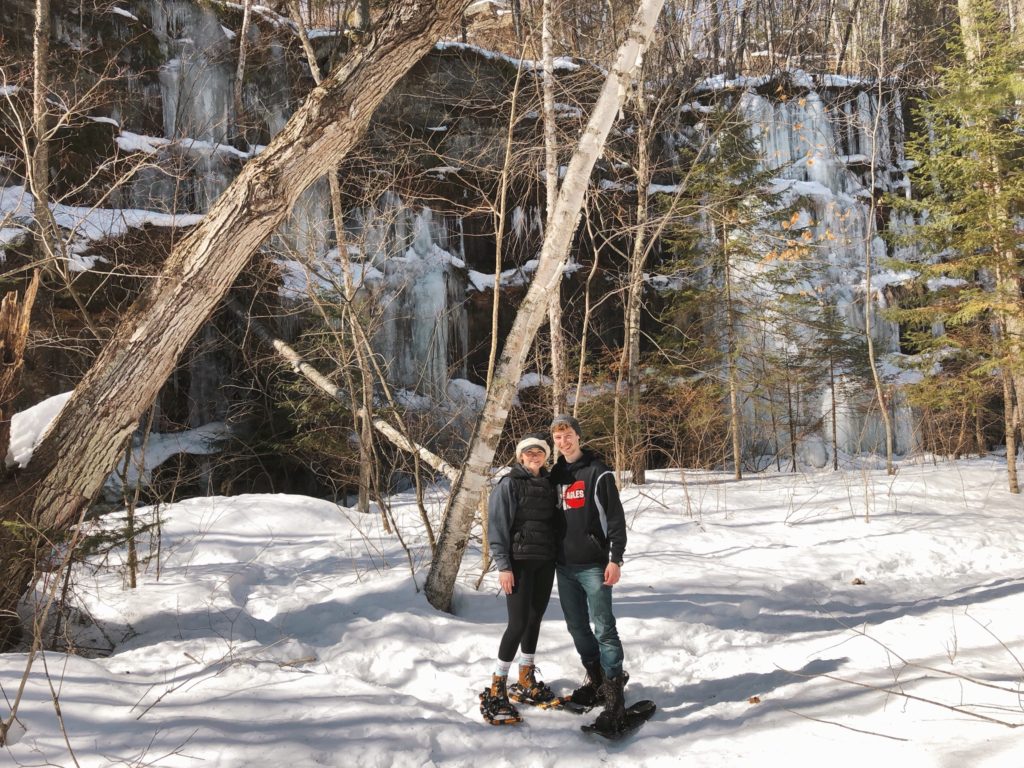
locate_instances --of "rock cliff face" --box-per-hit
[2,0,923,488]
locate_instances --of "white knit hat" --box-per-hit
[515,435,551,460]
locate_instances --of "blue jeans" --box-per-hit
[556,564,623,678]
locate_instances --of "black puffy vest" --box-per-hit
[507,465,559,562]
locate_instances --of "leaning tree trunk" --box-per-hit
[0,0,469,650]
[424,0,666,613]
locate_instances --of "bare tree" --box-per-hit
[287,0,380,516]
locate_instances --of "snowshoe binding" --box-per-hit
[479,674,522,726]
[508,664,561,708]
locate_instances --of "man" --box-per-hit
[549,414,628,732]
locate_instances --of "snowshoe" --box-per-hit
[508,680,560,706]
[581,699,656,740]
[479,675,522,726]
[509,667,561,708]
[508,664,560,708]
[527,694,590,714]
[515,669,633,715]
[479,690,523,725]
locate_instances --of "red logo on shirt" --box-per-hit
[563,480,586,509]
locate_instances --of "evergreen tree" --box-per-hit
[893,0,1024,489]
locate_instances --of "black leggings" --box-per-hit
[498,559,556,662]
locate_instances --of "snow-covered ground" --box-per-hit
[2,457,1024,767]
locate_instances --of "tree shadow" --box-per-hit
[612,575,1024,635]
[656,657,848,719]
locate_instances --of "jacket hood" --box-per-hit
[561,448,600,470]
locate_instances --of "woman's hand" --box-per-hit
[499,570,515,594]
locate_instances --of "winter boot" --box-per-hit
[594,673,627,733]
[510,663,556,704]
[480,674,521,725]
[492,674,507,697]
[570,660,605,707]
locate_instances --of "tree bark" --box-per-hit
[723,230,743,481]
[233,0,253,141]
[958,0,984,59]
[1010,0,1024,38]
[0,273,40,466]
[0,0,468,650]
[424,0,666,613]
[542,0,568,416]
[834,0,863,73]
[30,0,50,263]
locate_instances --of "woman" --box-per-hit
[479,433,560,725]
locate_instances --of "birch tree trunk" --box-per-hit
[0,0,470,650]
[424,0,666,613]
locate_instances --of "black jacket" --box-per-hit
[488,464,559,571]
[550,449,626,567]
